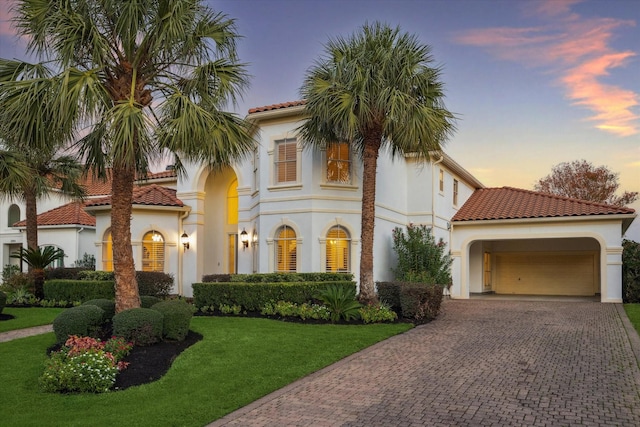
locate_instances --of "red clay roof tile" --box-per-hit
[85,184,183,208]
[452,187,635,222]
[248,100,306,114]
[13,202,96,227]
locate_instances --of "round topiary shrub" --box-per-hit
[140,295,162,308]
[0,290,6,314]
[53,305,105,343]
[151,300,195,341]
[82,299,115,323]
[112,308,163,346]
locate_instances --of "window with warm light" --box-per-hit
[453,179,459,206]
[439,169,444,192]
[326,142,351,184]
[275,138,297,184]
[227,179,238,225]
[326,226,350,272]
[142,231,165,272]
[275,225,297,272]
[102,230,113,271]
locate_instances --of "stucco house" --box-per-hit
[0,101,636,302]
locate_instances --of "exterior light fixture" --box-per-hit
[252,229,258,246]
[181,232,190,250]
[240,228,249,250]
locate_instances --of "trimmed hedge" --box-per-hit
[151,300,194,341]
[140,295,162,308]
[193,281,356,312]
[45,280,114,302]
[53,305,105,343]
[45,267,92,281]
[202,272,354,283]
[112,308,163,346]
[136,272,173,297]
[377,281,445,323]
[82,299,116,323]
[0,291,6,314]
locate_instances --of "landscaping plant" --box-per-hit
[359,302,398,324]
[623,239,640,303]
[392,224,452,285]
[317,285,362,322]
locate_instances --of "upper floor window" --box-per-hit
[275,225,297,272]
[275,138,297,184]
[453,179,459,206]
[8,204,20,227]
[326,226,351,272]
[326,143,351,184]
[439,169,444,192]
[142,231,165,272]
[102,230,113,271]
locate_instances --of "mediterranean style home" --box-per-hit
[0,101,636,302]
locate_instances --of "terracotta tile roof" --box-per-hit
[248,100,306,114]
[452,187,636,222]
[81,171,113,196]
[13,202,95,227]
[145,169,177,180]
[85,184,183,208]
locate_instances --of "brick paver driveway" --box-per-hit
[210,300,640,426]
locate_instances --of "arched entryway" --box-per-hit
[202,168,238,275]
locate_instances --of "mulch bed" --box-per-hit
[114,331,203,390]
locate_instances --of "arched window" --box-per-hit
[8,204,20,227]
[275,225,297,272]
[326,226,350,272]
[102,230,113,271]
[142,231,165,272]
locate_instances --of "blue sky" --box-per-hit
[1,0,638,238]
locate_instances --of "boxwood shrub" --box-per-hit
[397,282,445,324]
[82,299,115,323]
[140,295,162,308]
[193,281,356,312]
[151,300,194,341]
[44,280,114,302]
[112,308,163,346]
[53,305,105,343]
[0,290,6,314]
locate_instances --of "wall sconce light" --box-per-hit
[181,232,190,250]
[252,229,258,247]
[240,228,249,250]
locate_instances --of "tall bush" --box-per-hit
[623,239,640,303]
[391,224,452,285]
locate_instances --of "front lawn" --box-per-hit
[0,307,64,333]
[0,316,411,426]
[624,304,640,335]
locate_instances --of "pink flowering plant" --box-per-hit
[39,335,133,393]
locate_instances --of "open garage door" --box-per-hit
[494,252,598,296]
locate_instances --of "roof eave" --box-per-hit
[452,213,638,227]
[246,104,306,123]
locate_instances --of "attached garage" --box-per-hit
[493,252,598,296]
[450,187,637,303]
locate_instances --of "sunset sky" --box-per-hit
[0,0,638,239]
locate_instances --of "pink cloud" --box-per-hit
[0,7,15,37]
[454,0,639,137]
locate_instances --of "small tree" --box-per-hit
[623,239,640,303]
[11,247,64,299]
[391,224,452,285]
[534,160,638,207]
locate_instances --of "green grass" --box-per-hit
[624,304,640,334]
[0,316,411,426]
[0,307,64,332]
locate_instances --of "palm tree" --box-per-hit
[0,61,86,251]
[1,0,254,312]
[299,22,456,304]
[10,246,65,299]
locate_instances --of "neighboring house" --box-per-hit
[0,101,636,302]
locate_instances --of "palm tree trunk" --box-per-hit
[111,166,140,313]
[359,133,382,305]
[24,187,38,251]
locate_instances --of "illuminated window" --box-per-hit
[453,179,459,206]
[275,225,297,272]
[102,230,113,271]
[326,143,351,183]
[275,138,297,184]
[8,204,20,227]
[326,226,350,272]
[142,231,165,272]
[439,169,444,192]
